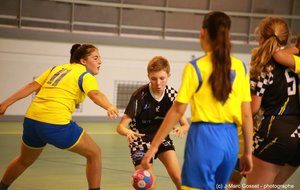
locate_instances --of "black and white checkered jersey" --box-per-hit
[250,59,300,116]
[125,84,177,142]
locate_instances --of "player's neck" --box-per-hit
[149,84,165,101]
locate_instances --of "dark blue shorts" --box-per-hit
[22,117,84,149]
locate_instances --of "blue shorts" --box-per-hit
[181,122,239,190]
[22,117,84,149]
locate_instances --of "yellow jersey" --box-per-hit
[25,63,99,124]
[176,52,251,126]
[294,55,300,75]
[294,55,300,102]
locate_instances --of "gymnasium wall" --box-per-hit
[0,38,251,121]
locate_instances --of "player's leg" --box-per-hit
[157,150,181,190]
[272,164,298,188]
[246,156,280,190]
[227,159,243,190]
[215,124,239,190]
[69,132,101,190]
[0,142,43,189]
[227,170,243,190]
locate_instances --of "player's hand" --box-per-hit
[239,153,253,175]
[107,106,119,119]
[141,146,158,170]
[0,103,8,116]
[173,126,188,138]
[126,130,145,143]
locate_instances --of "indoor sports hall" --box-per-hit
[1,0,300,189]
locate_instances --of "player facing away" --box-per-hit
[116,56,189,190]
[246,17,300,189]
[0,44,118,190]
[141,11,253,190]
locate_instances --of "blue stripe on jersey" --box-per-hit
[190,59,202,93]
[78,71,89,92]
[242,61,247,74]
[230,70,236,85]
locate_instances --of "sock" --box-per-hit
[0,181,9,190]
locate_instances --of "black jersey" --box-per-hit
[250,59,300,116]
[125,84,177,142]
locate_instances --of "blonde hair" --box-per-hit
[250,17,289,79]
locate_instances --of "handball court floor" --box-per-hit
[0,122,300,190]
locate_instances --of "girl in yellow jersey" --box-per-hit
[141,11,253,190]
[0,44,118,190]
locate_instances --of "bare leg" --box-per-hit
[246,156,280,190]
[227,171,243,190]
[272,164,298,190]
[1,142,43,186]
[158,150,181,190]
[69,132,101,189]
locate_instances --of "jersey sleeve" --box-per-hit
[34,68,52,85]
[82,73,100,94]
[124,94,138,119]
[293,55,300,75]
[176,63,199,103]
[250,70,270,97]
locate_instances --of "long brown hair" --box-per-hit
[203,11,232,103]
[250,17,289,79]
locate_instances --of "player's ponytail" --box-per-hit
[203,11,232,103]
[250,17,289,79]
[70,44,81,63]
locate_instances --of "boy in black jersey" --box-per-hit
[116,56,189,190]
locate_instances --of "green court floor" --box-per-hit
[0,122,185,190]
[0,122,299,190]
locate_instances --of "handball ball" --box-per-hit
[132,169,153,190]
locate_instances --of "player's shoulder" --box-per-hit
[131,83,149,98]
[231,56,248,74]
[165,85,177,101]
[165,85,177,93]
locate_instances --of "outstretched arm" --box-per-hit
[0,81,41,115]
[87,90,119,119]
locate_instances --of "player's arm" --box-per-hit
[250,95,262,115]
[141,101,187,169]
[239,102,253,175]
[0,81,41,115]
[87,90,118,119]
[116,114,144,143]
[273,47,299,71]
[174,114,189,138]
